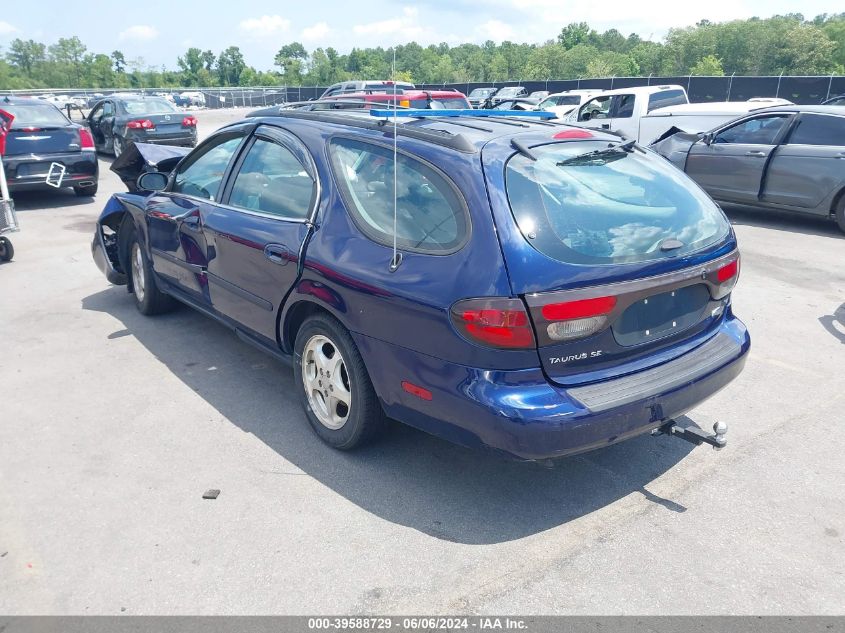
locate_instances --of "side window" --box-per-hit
[89,104,104,122]
[228,137,315,219]
[787,114,845,147]
[172,134,243,201]
[714,115,790,145]
[328,138,470,254]
[580,96,612,121]
[613,94,636,119]
[102,102,114,117]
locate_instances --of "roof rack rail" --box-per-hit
[370,109,556,119]
[247,109,477,153]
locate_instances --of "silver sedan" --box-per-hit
[652,105,845,234]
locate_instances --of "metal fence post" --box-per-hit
[776,72,783,98]
[826,75,834,101]
[727,72,735,101]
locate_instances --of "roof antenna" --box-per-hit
[389,47,403,273]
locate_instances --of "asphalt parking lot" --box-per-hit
[0,106,843,615]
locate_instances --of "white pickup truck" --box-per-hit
[562,85,688,140]
[563,85,793,145]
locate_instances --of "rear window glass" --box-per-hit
[647,89,688,112]
[505,142,729,265]
[415,98,470,109]
[329,138,470,254]
[787,114,845,146]
[122,99,179,115]
[4,103,69,127]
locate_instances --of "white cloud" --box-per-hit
[353,7,424,38]
[0,21,18,35]
[239,15,291,36]
[507,0,749,35]
[477,19,514,41]
[119,25,159,41]
[301,22,332,42]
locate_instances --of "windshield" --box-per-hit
[122,99,180,115]
[540,95,580,109]
[4,103,70,128]
[505,141,729,264]
[497,88,522,97]
[469,89,494,98]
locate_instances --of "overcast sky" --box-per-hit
[1,0,842,69]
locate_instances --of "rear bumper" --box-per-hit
[3,151,98,191]
[125,131,196,147]
[354,314,750,460]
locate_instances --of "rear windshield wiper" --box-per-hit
[556,139,641,166]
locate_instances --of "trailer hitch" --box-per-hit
[652,419,728,450]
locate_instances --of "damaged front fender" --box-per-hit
[91,193,147,286]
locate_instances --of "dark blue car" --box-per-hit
[91,110,749,460]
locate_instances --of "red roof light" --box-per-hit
[553,129,594,140]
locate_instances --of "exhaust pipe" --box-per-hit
[77,180,95,187]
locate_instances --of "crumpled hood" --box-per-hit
[110,142,191,192]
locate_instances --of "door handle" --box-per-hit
[601,123,610,129]
[264,244,290,266]
[745,151,766,157]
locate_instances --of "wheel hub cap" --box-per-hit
[131,243,145,302]
[301,335,351,430]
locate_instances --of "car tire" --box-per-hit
[835,196,845,235]
[128,234,175,315]
[294,314,386,450]
[0,237,14,262]
[73,182,98,197]
[112,135,125,158]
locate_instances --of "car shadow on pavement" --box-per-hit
[819,303,845,344]
[10,189,96,211]
[724,206,844,239]
[82,286,697,545]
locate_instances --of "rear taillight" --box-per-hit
[712,256,740,299]
[182,116,197,127]
[21,126,42,133]
[126,119,155,130]
[540,296,617,342]
[79,128,95,150]
[451,298,535,349]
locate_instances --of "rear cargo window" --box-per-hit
[416,98,471,109]
[4,103,69,127]
[329,138,469,254]
[505,141,729,265]
[647,89,688,112]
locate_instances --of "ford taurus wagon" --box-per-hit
[91,110,749,460]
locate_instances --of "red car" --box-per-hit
[320,89,470,110]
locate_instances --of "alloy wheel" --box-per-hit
[131,242,146,303]
[301,334,352,430]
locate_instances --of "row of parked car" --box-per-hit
[0,94,198,196]
[3,77,842,461]
[21,91,207,109]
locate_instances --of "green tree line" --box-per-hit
[1,13,843,90]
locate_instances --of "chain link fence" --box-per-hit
[2,76,844,108]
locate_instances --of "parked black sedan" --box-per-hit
[86,96,197,157]
[1,97,98,196]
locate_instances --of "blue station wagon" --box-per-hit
[91,110,750,460]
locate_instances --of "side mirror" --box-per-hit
[137,172,169,192]
[702,132,714,146]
